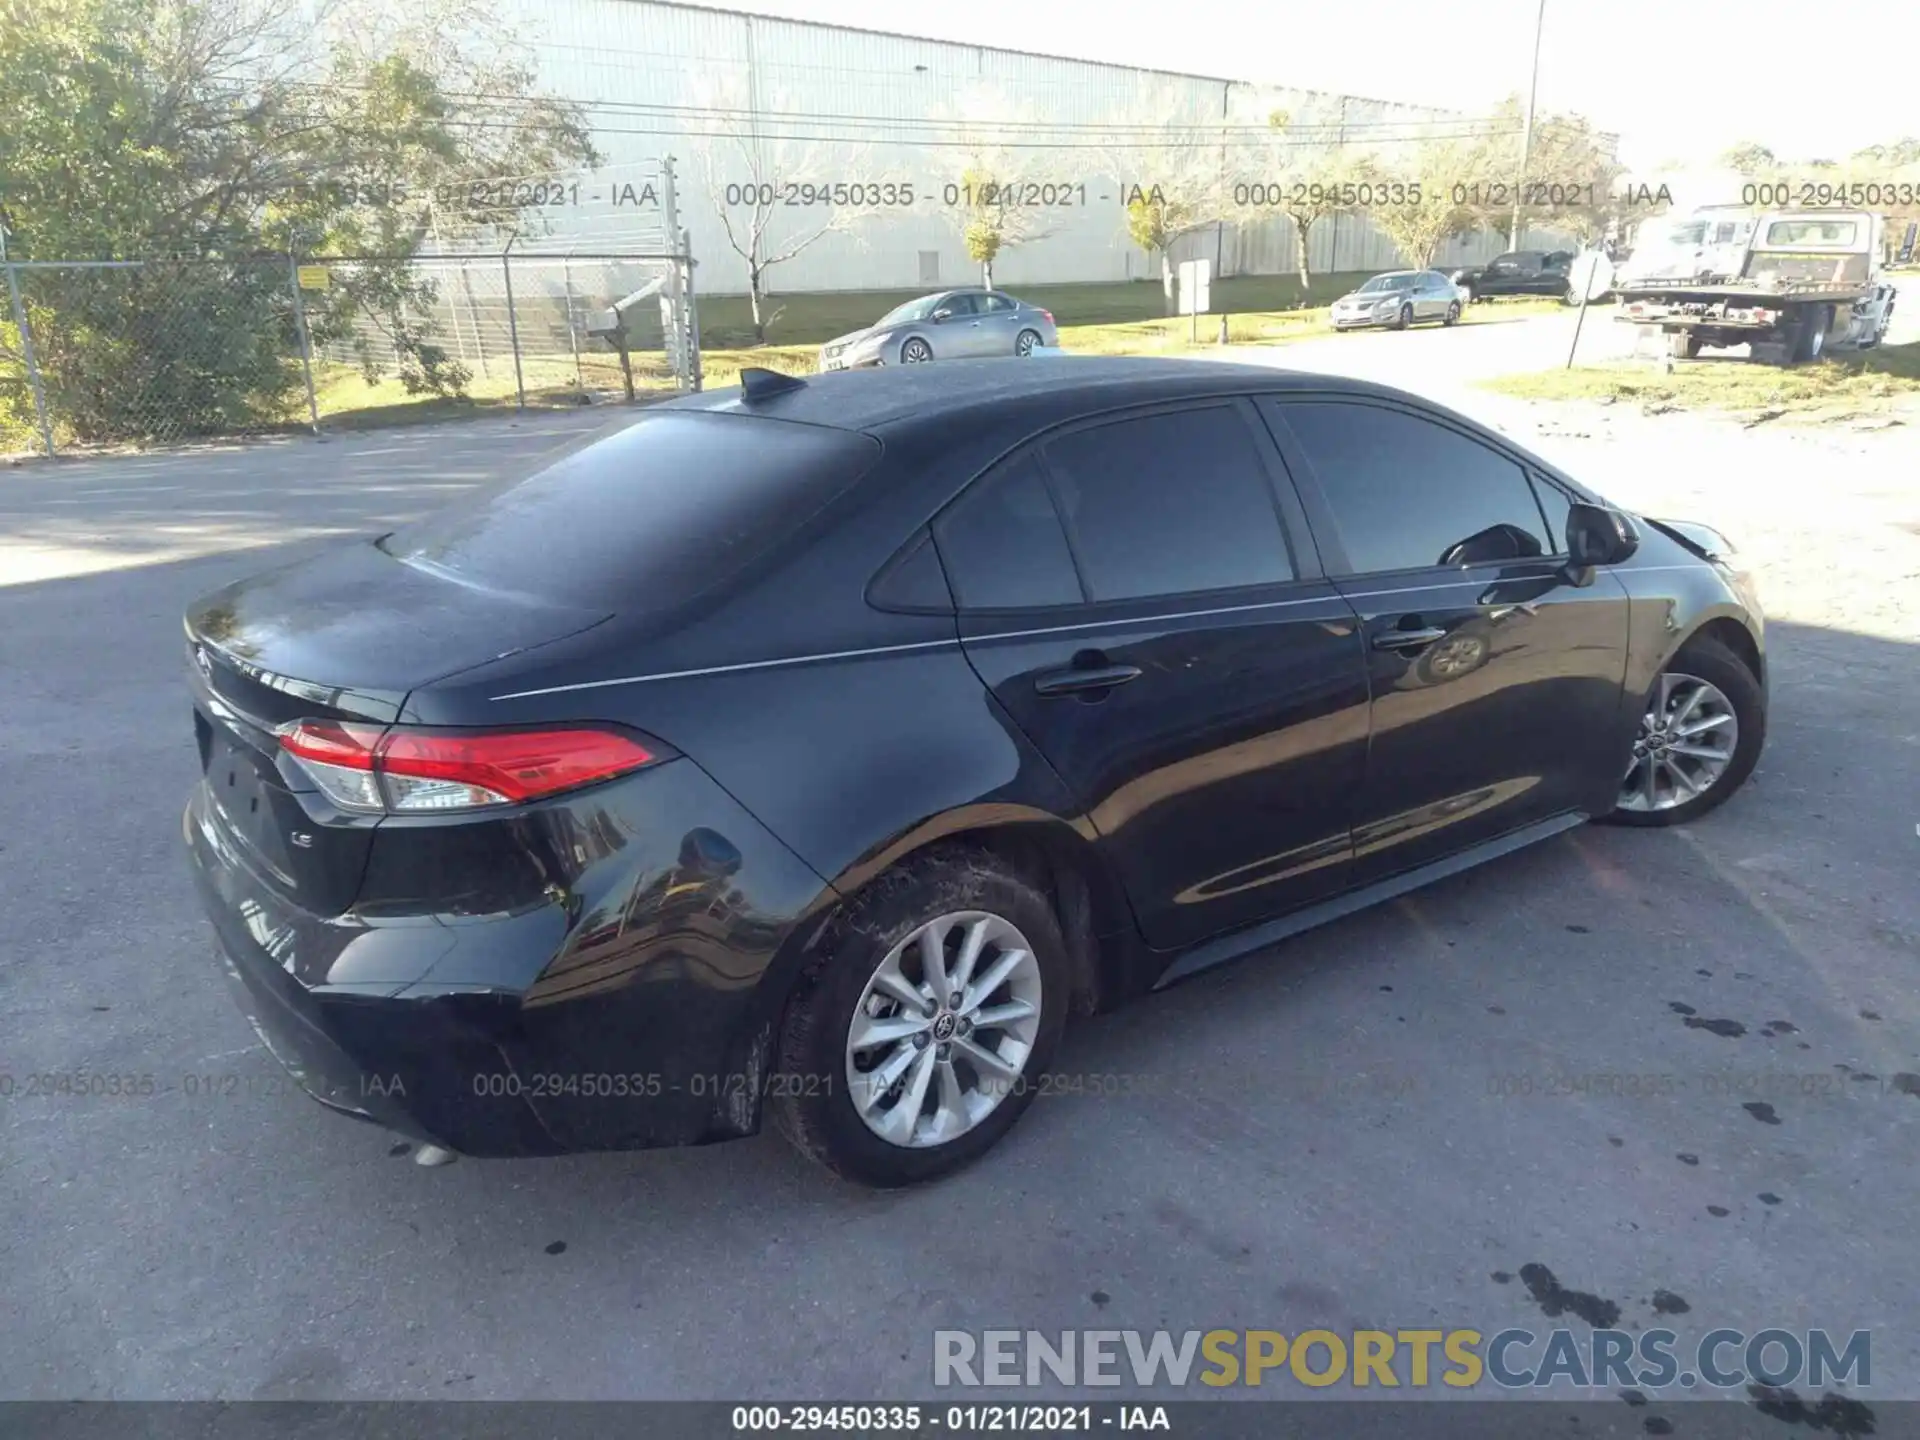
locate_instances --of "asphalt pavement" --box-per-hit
[2,315,1917,1412]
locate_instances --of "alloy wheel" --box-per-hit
[1015,329,1039,356]
[902,338,933,363]
[1617,672,1740,813]
[843,910,1043,1148]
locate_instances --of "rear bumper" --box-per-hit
[183,759,834,1157]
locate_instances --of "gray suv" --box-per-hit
[819,289,1060,370]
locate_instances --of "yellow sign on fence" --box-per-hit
[296,265,330,291]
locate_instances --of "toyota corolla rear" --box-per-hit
[183,410,880,1157]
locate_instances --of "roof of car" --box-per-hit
[663,356,1415,434]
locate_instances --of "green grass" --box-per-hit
[0,279,1571,451]
[1480,340,1920,417]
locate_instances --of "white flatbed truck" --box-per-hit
[1615,210,1896,363]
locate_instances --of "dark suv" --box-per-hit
[184,358,1767,1188]
[1450,250,1573,303]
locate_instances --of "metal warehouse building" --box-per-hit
[478,0,1583,294]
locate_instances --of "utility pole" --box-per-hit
[1510,0,1547,252]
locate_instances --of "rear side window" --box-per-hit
[378,412,881,613]
[1041,406,1295,601]
[1274,401,1551,574]
[933,453,1083,609]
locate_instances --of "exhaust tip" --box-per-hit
[413,1143,459,1168]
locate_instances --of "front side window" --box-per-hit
[876,295,941,327]
[1273,401,1551,575]
[1040,406,1295,602]
[1529,476,1575,556]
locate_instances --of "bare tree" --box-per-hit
[1094,82,1237,313]
[939,86,1060,290]
[691,74,900,343]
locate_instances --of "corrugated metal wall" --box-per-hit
[490,0,1584,295]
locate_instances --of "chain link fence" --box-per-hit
[1,245,700,457]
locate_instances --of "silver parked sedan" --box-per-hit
[1328,270,1464,331]
[818,289,1060,370]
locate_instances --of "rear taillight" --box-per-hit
[276,721,659,814]
[1040,310,1055,324]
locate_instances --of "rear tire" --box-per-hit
[1787,306,1831,364]
[1599,636,1765,829]
[1667,330,1701,359]
[769,848,1071,1188]
[1015,328,1041,357]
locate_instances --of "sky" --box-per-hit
[699,0,1918,172]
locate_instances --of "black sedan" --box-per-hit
[184,358,1767,1188]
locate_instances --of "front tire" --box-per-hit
[1392,304,1412,331]
[769,848,1070,1188]
[1443,301,1461,326]
[1600,636,1764,828]
[900,336,934,364]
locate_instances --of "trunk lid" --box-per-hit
[185,541,611,914]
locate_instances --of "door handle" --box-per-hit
[1372,627,1449,652]
[1034,663,1142,697]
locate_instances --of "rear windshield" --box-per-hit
[1764,219,1857,247]
[378,411,882,612]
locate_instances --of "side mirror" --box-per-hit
[1565,503,1639,573]
[930,308,954,323]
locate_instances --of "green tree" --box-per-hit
[941,87,1056,290]
[1478,95,1625,247]
[0,0,596,442]
[1098,83,1238,314]
[1719,142,1778,177]
[1235,110,1378,289]
[1367,136,1486,270]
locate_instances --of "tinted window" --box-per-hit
[380,412,880,612]
[869,531,954,612]
[1041,406,1294,602]
[1530,476,1574,555]
[938,292,982,317]
[933,454,1082,609]
[1276,402,1550,574]
[982,293,1017,313]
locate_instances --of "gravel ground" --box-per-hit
[2,318,1917,1416]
